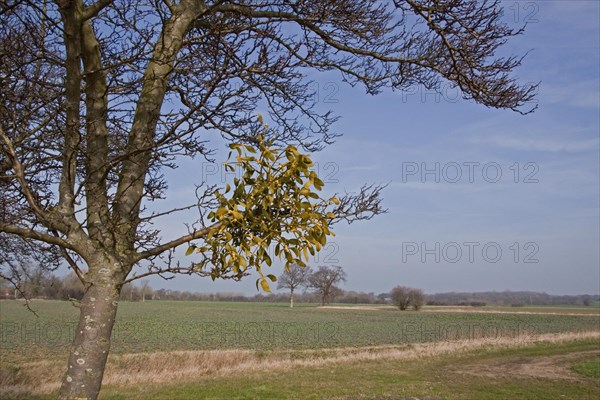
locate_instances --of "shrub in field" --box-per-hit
[391,286,425,311]
[409,288,425,311]
[391,286,411,310]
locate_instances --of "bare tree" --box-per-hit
[0,233,62,308]
[0,1,536,398]
[409,288,425,311]
[391,286,425,310]
[309,265,347,305]
[391,286,411,310]
[62,271,85,301]
[140,279,151,303]
[120,283,140,302]
[277,263,311,308]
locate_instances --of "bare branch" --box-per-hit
[0,271,39,316]
[0,222,76,250]
[0,126,49,224]
[54,0,83,227]
[82,0,113,20]
[52,230,86,283]
[121,266,208,285]
[330,184,389,225]
[160,0,174,14]
[80,17,112,246]
[113,0,207,253]
[134,221,222,262]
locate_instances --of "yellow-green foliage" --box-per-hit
[187,118,339,291]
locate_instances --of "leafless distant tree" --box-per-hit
[120,282,140,302]
[1,1,536,398]
[140,279,151,303]
[62,271,85,301]
[409,288,425,310]
[391,286,411,310]
[391,286,425,310]
[277,263,311,308]
[309,265,347,305]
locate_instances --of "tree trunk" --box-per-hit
[58,281,120,400]
[290,288,294,308]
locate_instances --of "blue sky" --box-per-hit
[145,0,599,296]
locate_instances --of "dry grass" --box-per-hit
[423,308,600,317]
[320,305,600,316]
[2,330,599,398]
[318,306,394,311]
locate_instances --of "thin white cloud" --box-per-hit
[474,135,599,153]
[541,81,600,109]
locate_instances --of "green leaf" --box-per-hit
[313,177,324,190]
[274,243,281,256]
[185,245,196,256]
[264,252,272,266]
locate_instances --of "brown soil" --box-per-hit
[452,349,600,381]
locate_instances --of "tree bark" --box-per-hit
[290,287,294,308]
[58,280,120,400]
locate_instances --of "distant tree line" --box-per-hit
[1,268,596,307]
[425,291,599,307]
[0,270,157,302]
[0,268,85,301]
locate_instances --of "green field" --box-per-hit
[572,355,600,378]
[1,300,599,360]
[1,300,599,399]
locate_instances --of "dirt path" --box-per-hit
[452,349,600,381]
